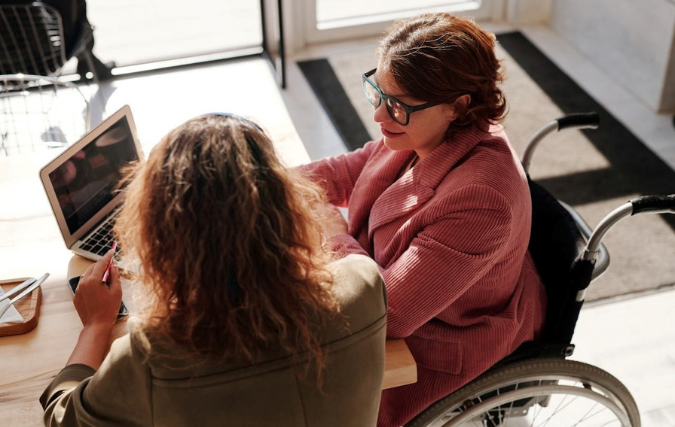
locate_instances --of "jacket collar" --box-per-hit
[367,125,491,237]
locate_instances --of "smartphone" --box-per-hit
[68,276,128,319]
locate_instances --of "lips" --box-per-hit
[381,128,404,138]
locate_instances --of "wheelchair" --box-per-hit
[406,113,675,427]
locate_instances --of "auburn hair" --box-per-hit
[114,114,339,377]
[378,13,507,134]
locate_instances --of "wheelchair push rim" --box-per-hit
[407,359,640,427]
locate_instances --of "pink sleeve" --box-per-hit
[326,234,370,258]
[298,140,379,208]
[382,185,513,338]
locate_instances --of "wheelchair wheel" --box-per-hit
[406,358,640,427]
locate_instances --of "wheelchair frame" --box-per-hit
[406,113,675,427]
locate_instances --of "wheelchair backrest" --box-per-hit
[527,178,592,346]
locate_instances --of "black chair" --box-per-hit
[0,74,90,155]
[0,2,111,83]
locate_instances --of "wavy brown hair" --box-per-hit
[378,13,507,135]
[114,114,338,377]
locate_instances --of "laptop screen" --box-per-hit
[48,115,139,234]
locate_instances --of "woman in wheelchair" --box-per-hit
[40,114,388,426]
[300,13,547,426]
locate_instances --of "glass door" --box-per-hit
[302,0,504,44]
[86,0,263,68]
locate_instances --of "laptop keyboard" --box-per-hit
[80,212,119,257]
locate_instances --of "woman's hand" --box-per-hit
[74,249,122,331]
[66,249,123,370]
[322,204,348,237]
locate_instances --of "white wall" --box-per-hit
[551,0,675,112]
[506,0,553,25]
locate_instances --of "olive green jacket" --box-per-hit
[40,254,387,426]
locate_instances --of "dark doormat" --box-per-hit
[297,59,372,151]
[497,33,675,228]
[297,32,675,301]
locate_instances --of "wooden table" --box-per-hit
[0,153,416,425]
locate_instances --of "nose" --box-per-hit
[373,101,391,124]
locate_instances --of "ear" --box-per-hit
[453,93,471,114]
[442,94,470,123]
[444,94,471,122]
[454,94,471,112]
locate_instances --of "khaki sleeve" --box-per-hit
[40,333,153,427]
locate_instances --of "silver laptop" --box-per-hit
[40,105,143,261]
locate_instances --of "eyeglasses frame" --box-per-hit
[362,68,440,126]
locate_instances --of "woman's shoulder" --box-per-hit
[124,316,181,365]
[82,318,151,375]
[466,123,511,154]
[328,254,385,304]
[429,125,528,212]
[329,253,381,280]
[123,317,202,371]
[125,317,153,357]
[327,255,387,331]
[456,124,525,184]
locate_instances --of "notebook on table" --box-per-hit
[40,105,144,261]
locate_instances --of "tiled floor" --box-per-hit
[574,290,675,426]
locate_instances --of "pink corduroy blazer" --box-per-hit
[301,124,547,426]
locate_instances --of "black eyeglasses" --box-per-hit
[362,68,439,126]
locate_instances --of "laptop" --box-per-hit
[40,105,144,261]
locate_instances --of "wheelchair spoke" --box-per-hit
[529,380,544,427]
[491,410,504,427]
[536,393,580,427]
[503,382,518,427]
[529,402,540,427]
[572,402,606,426]
[585,406,613,424]
[495,387,503,427]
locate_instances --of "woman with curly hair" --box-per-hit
[40,114,387,426]
[300,13,547,426]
